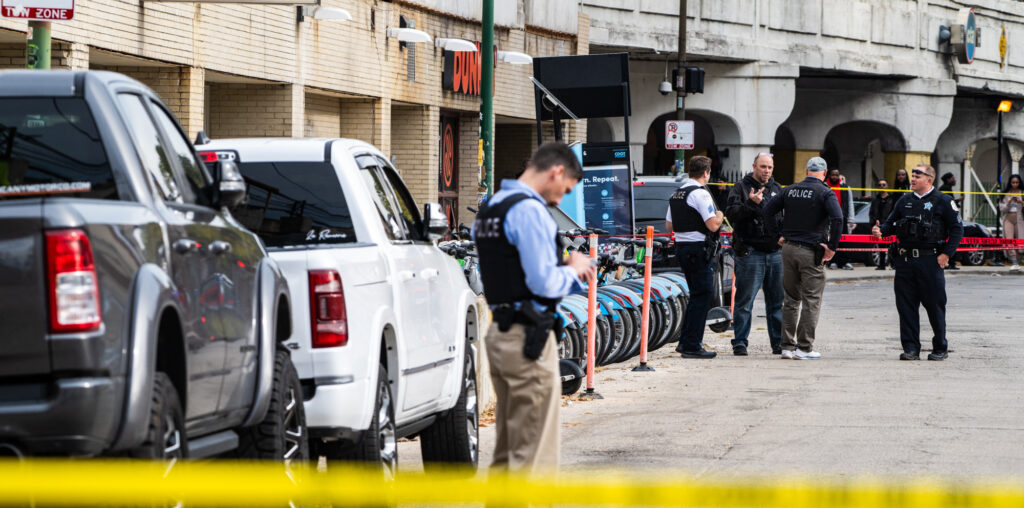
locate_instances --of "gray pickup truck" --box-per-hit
[0,70,306,461]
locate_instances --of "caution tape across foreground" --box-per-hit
[2,460,1024,507]
[705,181,1023,197]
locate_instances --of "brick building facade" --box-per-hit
[0,0,587,225]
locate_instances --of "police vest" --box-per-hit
[892,191,950,246]
[473,193,560,306]
[779,178,832,243]
[669,185,713,235]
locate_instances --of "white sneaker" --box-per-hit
[793,350,821,360]
[1011,264,1021,272]
[780,350,795,359]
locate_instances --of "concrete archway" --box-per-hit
[642,109,740,177]
[820,121,907,191]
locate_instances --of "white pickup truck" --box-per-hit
[198,138,480,476]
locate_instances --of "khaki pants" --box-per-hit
[781,243,826,352]
[486,323,560,475]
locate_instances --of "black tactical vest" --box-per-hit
[473,193,560,306]
[669,185,712,236]
[893,191,950,247]
[779,178,831,243]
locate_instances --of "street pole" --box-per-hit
[674,0,687,169]
[26,20,51,70]
[481,0,495,197]
[997,109,1004,237]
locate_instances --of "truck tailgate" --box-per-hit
[0,201,50,376]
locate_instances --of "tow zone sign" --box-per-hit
[2,0,74,20]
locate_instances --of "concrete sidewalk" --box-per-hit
[825,263,1023,282]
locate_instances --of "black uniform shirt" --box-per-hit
[879,187,964,257]
[763,176,844,250]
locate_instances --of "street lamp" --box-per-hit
[297,6,352,22]
[497,51,533,64]
[386,27,432,44]
[997,100,1012,237]
[435,38,478,52]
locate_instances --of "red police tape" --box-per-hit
[571,233,1024,253]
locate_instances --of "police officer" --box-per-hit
[762,157,843,360]
[667,156,723,359]
[472,142,595,475]
[872,164,963,361]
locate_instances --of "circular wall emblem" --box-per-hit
[442,124,455,188]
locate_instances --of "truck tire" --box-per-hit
[420,346,479,473]
[129,372,187,459]
[235,348,309,464]
[327,363,397,480]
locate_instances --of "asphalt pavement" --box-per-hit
[401,269,1024,481]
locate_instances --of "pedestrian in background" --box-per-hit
[999,174,1024,271]
[725,153,784,356]
[763,157,843,360]
[826,168,856,270]
[869,178,896,270]
[873,164,963,361]
[473,142,596,476]
[667,155,724,359]
[893,169,911,191]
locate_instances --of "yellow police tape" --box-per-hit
[705,181,1021,196]
[2,459,1024,507]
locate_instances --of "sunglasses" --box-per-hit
[911,169,934,178]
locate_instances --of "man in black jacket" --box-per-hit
[725,153,784,356]
[869,178,897,270]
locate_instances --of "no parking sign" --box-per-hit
[665,120,694,150]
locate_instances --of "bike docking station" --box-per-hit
[578,233,604,401]
[632,226,656,372]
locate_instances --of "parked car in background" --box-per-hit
[0,71,304,461]
[198,138,480,477]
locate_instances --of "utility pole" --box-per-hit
[481,0,495,197]
[26,20,51,69]
[674,0,687,168]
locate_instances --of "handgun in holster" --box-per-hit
[813,244,826,266]
[517,303,557,361]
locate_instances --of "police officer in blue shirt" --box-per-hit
[873,164,963,361]
[473,142,596,475]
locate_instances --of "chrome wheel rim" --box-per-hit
[464,356,479,463]
[378,382,397,480]
[282,386,303,464]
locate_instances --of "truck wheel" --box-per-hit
[130,372,187,459]
[235,349,309,464]
[420,346,479,473]
[328,363,397,480]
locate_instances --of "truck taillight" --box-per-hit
[309,269,347,348]
[46,229,101,333]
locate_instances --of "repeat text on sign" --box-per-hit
[2,6,73,19]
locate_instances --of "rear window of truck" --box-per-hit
[233,161,357,247]
[0,98,116,201]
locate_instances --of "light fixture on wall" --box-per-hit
[386,27,433,44]
[435,38,478,52]
[497,51,533,64]
[297,5,352,23]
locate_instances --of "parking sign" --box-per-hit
[2,0,74,21]
[665,120,694,150]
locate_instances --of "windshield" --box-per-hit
[633,185,677,220]
[547,205,581,232]
[233,161,357,247]
[0,98,116,201]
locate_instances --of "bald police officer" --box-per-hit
[762,157,843,360]
[872,164,963,361]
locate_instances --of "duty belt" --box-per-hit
[897,247,938,258]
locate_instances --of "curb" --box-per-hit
[826,267,1022,283]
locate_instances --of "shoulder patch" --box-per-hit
[707,204,715,215]
[950,200,959,212]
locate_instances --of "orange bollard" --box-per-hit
[579,234,602,400]
[633,227,655,372]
